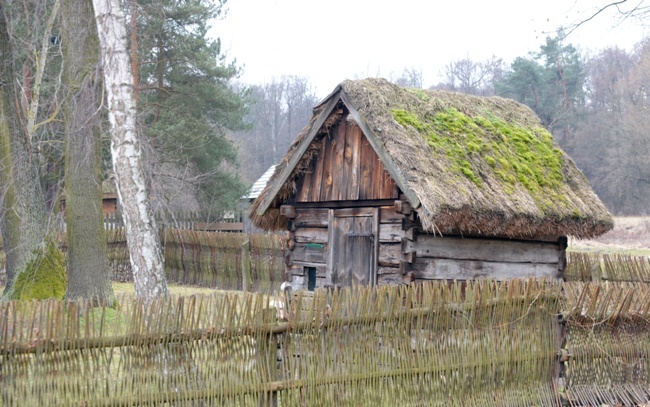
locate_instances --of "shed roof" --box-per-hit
[251,78,613,239]
[242,165,277,200]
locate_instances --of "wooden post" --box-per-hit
[241,239,251,291]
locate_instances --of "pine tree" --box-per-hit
[132,0,248,214]
[496,34,586,147]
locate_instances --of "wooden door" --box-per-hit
[328,208,378,287]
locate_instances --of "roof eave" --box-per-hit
[256,88,344,216]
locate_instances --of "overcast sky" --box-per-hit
[211,0,649,97]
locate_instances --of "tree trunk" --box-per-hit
[0,4,50,297]
[92,0,168,299]
[62,0,115,305]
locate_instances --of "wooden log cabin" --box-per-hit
[250,78,613,290]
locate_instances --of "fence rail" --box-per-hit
[1,280,649,406]
[103,210,244,231]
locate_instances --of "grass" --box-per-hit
[112,282,231,297]
[0,282,234,300]
[569,216,650,256]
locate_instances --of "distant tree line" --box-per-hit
[428,35,650,215]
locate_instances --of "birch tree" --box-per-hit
[92,0,168,299]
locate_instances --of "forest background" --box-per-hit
[4,0,648,222]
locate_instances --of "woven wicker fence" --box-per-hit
[3,280,648,406]
[565,251,650,283]
[91,229,286,291]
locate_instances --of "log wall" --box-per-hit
[285,202,564,290]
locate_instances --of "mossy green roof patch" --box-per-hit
[391,105,567,200]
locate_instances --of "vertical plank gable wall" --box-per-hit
[296,114,398,202]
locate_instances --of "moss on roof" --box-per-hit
[251,78,613,239]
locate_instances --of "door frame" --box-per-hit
[326,207,380,287]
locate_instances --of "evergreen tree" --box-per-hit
[132,0,248,214]
[496,34,586,147]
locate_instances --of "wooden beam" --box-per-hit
[373,208,380,286]
[404,235,561,264]
[394,200,412,215]
[339,91,421,210]
[294,199,396,209]
[411,258,558,280]
[256,91,343,215]
[405,227,417,241]
[193,222,243,232]
[280,205,296,218]
[325,209,335,287]
[399,260,412,275]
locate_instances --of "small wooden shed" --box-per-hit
[250,78,613,290]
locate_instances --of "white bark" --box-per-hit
[92,0,168,299]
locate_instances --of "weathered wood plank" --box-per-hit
[326,209,334,286]
[292,262,327,277]
[340,91,421,209]
[379,223,404,242]
[378,272,405,285]
[295,199,396,209]
[347,121,361,200]
[333,207,374,217]
[335,119,350,201]
[294,227,329,244]
[358,135,374,200]
[295,208,329,227]
[412,258,559,280]
[379,206,402,224]
[280,205,296,218]
[405,235,561,264]
[320,131,336,201]
[372,207,380,286]
[377,266,400,275]
[379,243,401,267]
[292,242,328,264]
[295,158,313,202]
[310,137,327,202]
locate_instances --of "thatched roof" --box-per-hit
[251,78,613,239]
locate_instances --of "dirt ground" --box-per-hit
[570,216,650,255]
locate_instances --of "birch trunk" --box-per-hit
[92,0,168,299]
